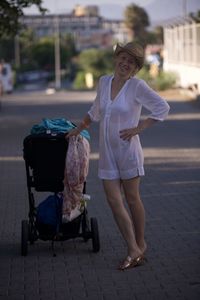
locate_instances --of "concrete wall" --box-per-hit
[164,62,200,92]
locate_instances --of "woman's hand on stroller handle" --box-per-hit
[65,115,91,140]
[65,128,80,139]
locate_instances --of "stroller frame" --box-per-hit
[21,132,100,256]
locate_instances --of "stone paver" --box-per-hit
[0,90,200,300]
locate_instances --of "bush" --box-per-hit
[137,65,152,82]
[152,71,177,90]
[72,71,86,89]
[137,68,177,91]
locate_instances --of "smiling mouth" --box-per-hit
[120,65,129,72]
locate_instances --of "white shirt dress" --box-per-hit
[88,75,170,180]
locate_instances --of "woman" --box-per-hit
[66,42,170,270]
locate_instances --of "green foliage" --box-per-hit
[18,29,37,70]
[73,71,86,89]
[74,48,114,88]
[0,0,47,37]
[153,26,164,44]
[143,29,163,46]
[151,71,177,91]
[31,37,55,69]
[137,65,152,82]
[137,68,177,91]
[123,4,164,46]
[189,10,200,23]
[1,29,77,72]
[0,35,15,63]
[73,49,177,91]
[124,4,150,41]
[60,34,77,66]
[30,33,76,71]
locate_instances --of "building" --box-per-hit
[72,5,99,17]
[102,19,130,44]
[21,14,102,38]
[21,5,128,51]
[163,17,200,93]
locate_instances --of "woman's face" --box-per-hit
[114,51,138,79]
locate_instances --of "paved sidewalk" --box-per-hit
[0,90,200,300]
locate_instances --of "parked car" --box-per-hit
[17,70,51,83]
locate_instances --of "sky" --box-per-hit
[24,0,155,15]
[23,0,200,23]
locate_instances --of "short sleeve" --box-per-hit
[87,78,102,122]
[135,80,170,121]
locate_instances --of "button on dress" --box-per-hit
[88,75,170,180]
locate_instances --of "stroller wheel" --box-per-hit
[90,217,100,253]
[21,220,29,256]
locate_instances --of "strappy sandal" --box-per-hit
[118,255,146,271]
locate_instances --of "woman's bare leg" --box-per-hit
[102,179,142,258]
[122,177,147,254]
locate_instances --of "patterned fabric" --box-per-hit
[62,135,90,218]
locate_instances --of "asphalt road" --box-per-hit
[0,89,199,300]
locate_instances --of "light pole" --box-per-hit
[54,14,61,90]
[14,35,20,68]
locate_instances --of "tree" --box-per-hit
[153,26,164,44]
[13,30,76,73]
[78,48,113,80]
[60,34,77,67]
[0,0,47,37]
[31,37,55,70]
[189,10,200,23]
[73,48,114,89]
[0,35,15,63]
[14,29,37,70]
[144,26,164,45]
[124,4,150,44]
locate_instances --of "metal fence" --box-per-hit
[164,22,200,67]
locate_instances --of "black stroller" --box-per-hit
[21,132,100,256]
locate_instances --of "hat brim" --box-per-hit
[114,44,135,58]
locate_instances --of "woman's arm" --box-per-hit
[65,114,92,138]
[138,118,158,131]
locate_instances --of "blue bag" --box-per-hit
[36,194,63,240]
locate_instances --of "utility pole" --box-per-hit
[14,35,20,68]
[182,0,187,17]
[54,15,61,90]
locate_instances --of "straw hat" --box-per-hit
[114,42,145,71]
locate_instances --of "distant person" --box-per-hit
[66,42,170,270]
[146,52,161,77]
[0,59,13,94]
[0,61,3,96]
[158,50,164,71]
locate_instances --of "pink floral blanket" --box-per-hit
[62,135,90,217]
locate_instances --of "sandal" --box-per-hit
[118,255,146,271]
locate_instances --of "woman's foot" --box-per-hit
[118,255,146,271]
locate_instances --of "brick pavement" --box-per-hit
[0,90,200,300]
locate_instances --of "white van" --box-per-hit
[0,63,13,93]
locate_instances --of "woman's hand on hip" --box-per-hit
[119,127,141,141]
